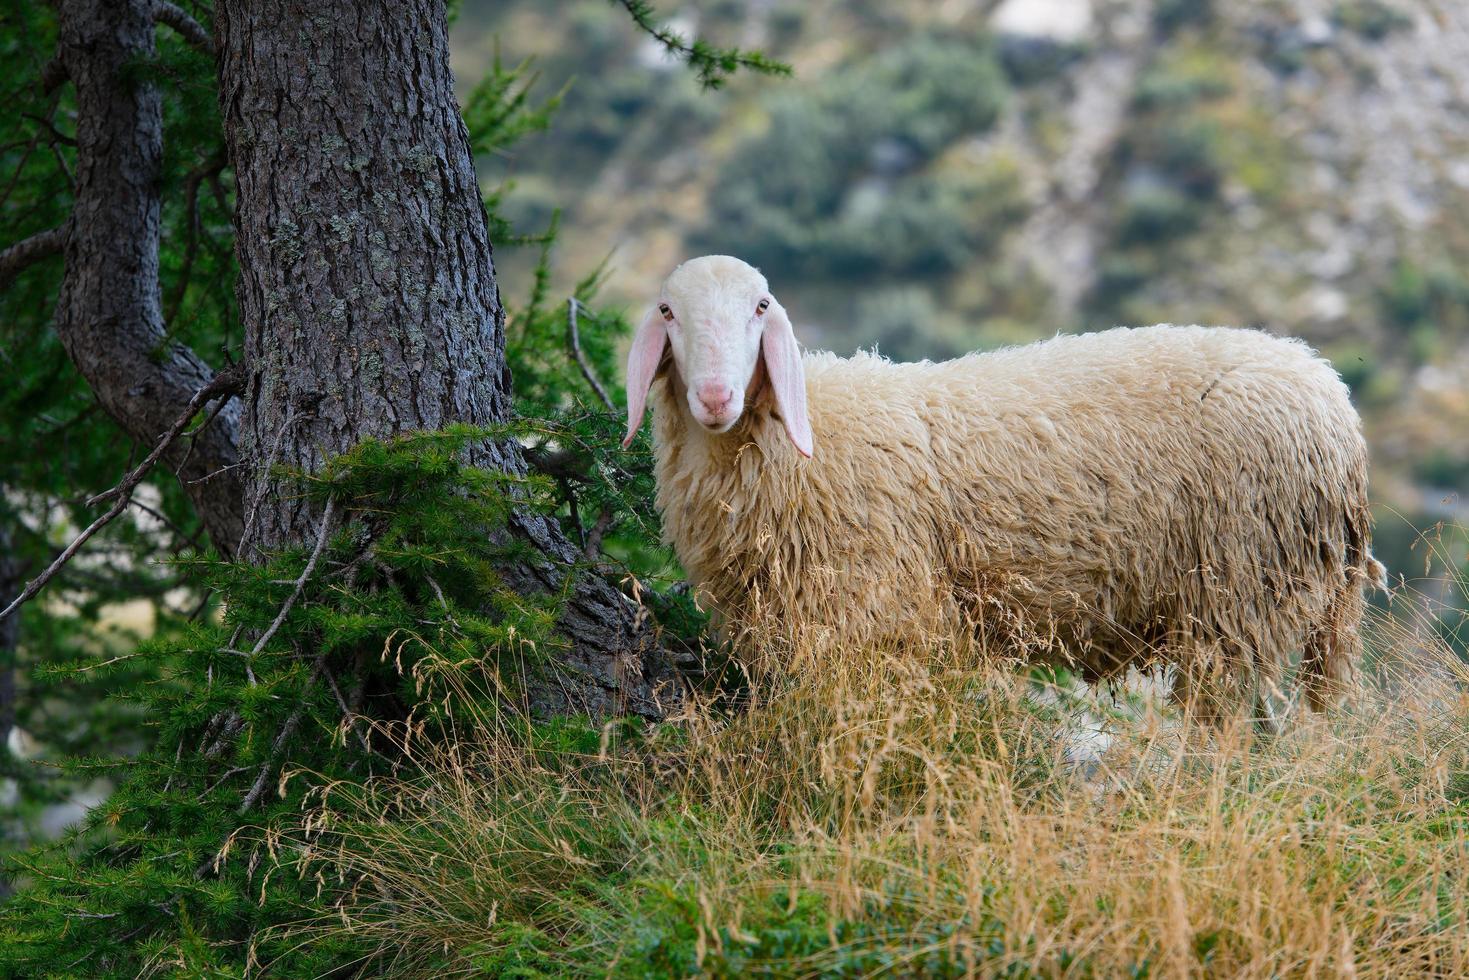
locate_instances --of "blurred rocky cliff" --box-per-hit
[454,0,1469,606]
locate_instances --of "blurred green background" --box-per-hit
[453,0,1469,641]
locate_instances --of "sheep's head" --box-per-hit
[623,255,813,457]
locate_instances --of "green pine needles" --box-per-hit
[0,419,683,976]
[0,1,774,970]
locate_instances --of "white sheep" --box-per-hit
[624,255,1381,722]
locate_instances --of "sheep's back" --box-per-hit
[800,325,1370,671]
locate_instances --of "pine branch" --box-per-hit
[236,655,325,815]
[566,298,615,411]
[245,496,335,661]
[0,365,243,625]
[153,1,214,56]
[0,223,69,290]
[611,0,791,89]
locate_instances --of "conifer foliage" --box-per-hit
[0,0,778,970]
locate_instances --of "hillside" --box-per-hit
[450,0,1468,625]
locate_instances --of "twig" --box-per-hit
[184,459,245,486]
[585,505,615,560]
[185,590,212,621]
[0,368,241,624]
[160,739,184,794]
[0,222,69,290]
[49,138,72,190]
[199,766,248,800]
[424,573,458,626]
[153,1,214,57]
[175,363,239,474]
[237,655,327,815]
[0,92,62,212]
[20,111,76,147]
[125,496,188,541]
[323,665,372,755]
[245,496,335,659]
[566,298,615,411]
[236,409,302,559]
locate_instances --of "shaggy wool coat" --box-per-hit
[650,325,1378,713]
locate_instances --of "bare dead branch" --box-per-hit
[48,140,73,189]
[175,355,240,472]
[323,665,372,755]
[0,223,69,290]
[184,460,245,486]
[244,496,335,659]
[585,505,616,560]
[199,765,248,800]
[567,298,616,411]
[237,655,326,815]
[153,1,214,56]
[124,496,189,541]
[0,366,242,624]
[21,111,77,147]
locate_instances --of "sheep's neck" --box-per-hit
[657,362,774,466]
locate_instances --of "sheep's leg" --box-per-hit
[1299,581,1361,713]
[1168,640,1226,729]
[1251,678,1288,738]
[1168,634,1269,732]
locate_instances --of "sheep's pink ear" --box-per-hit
[623,307,668,448]
[761,299,813,458]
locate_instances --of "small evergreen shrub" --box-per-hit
[698,32,1014,282]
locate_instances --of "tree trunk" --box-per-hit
[215,0,677,719]
[54,0,245,556]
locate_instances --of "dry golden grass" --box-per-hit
[255,574,1469,978]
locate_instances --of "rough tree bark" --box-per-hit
[215,0,677,719]
[53,0,245,555]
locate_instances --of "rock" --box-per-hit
[868,138,918,177]
[6,725,37,760]
[1302,285,1350,320]
[991,0,1094,45]
[1299,16,1336,47]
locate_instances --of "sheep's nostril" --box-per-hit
[696,382,734,416]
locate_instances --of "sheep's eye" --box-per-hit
[756,298,770,315]
[659,304,674,322]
